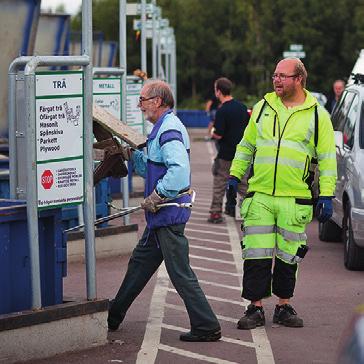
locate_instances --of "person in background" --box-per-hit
[228,58,337,329]
[208,77,250,223]
[108,79,221,342]
[325,79,345,114]
[205,94,221,139]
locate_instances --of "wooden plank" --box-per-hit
[92,105,147,149]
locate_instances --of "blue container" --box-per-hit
[0,170,10,198]
[177,110,210,128]
[0,199,65,315]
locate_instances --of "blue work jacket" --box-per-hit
[131,110,192,229]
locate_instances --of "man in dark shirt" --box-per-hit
[208,77,250,223]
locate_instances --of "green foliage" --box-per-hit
[72,0,364,106]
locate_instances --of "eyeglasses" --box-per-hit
[272,73,298,81]
[138,96,158,104]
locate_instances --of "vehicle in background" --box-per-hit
[311,92,327,107]
[347,49,364,85]
[318,73,364,271]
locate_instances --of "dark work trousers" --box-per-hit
[108,224,220,335]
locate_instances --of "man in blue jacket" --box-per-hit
[108,79,221,342]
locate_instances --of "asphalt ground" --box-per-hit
[26,128,364,364]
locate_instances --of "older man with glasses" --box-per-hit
[108,79,221,342]
[227,58,337,329]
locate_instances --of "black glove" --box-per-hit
[225,176,240,216]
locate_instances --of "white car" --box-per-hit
[318,74,364,270]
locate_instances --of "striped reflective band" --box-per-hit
[319,170,337,177]
[277,227,307,242]
[242,225,276,236]
[234,151,252,161]
[276,248,302,263]
[318,152,336,161]
[239,140,255,153]
[242,247,274,259]
[257,139,315,157]
[255,156,305,169]
[243,225,307,242]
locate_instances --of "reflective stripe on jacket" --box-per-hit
[230,90,337,198]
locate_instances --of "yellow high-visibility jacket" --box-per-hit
[230,90,337,198]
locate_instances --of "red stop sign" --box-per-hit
[41,169,54,190]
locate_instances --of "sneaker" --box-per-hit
[237,304,265,330]
[273,304,304,327]
[208,212,224,223]
[180,328,221,342]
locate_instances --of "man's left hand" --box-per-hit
[315,197,333,223]
[141,190,164,213]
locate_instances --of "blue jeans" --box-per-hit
[108,224,220,335]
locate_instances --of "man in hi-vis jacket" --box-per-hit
[108,79,221,342]
[227,58,337,329]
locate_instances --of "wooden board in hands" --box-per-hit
[92,104,147,149]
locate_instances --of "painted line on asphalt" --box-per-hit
[226,216,275,364]
[188,221,229,231]
[190,244,234,255]
[159,344,240,364]
[136,263,169,364]
[167,288,244,303]
[191,210,214,216]
[187,236,231,246]
[198,279,241,291]
[191,265,239,277]
[162,323,257,349]
[186,228,229,236]
[189,254,236,265]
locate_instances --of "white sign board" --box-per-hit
[35,71,84,209]
[126,78,152,135]
[93,77,121,119]
[283,51,306,59]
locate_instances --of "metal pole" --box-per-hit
[171,33,177,107]
[152,0,157,78]
[158,21,162,78]
[24,58,41,309]
[82,0,97,300]
[141,0,147,74]
[120,0,130,225]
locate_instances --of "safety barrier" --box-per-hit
[177,110,210,128]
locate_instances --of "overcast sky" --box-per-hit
[41,0,82,15]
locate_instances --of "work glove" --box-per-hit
[315,196,333,223]
[141,190,164,213]
[120,146,133,161]
[226,176,240,210]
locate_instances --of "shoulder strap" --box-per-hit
[255,100,267,123]
[314,105,318,147]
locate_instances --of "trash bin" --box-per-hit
[0,199,65,315]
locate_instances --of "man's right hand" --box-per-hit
[120,146,133,161]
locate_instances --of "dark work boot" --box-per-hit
[273,304,304,327]
[107,300,125,332]
[180,328,222,342]
[237,304,265,330]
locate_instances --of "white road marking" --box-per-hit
[186,228,229,236]
[188,221,229,231]
[198,279,241,291]
[167,288,244,305]
[136,263,169,364]
[190,244,234,255]
[162,323,256,349]
[226,217,275,363]
[190,266,240,277]
[159,344,240,364]
[190,254,235,265]
[187,236,231,246]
